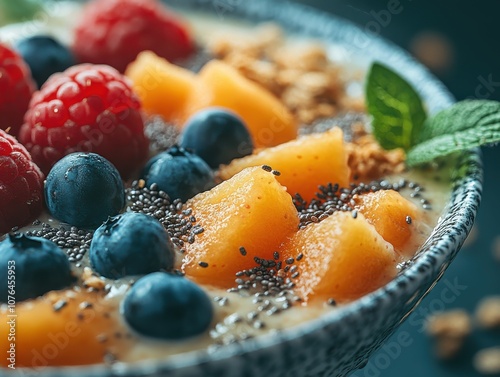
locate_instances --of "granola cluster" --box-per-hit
[346,134,406,181]
[207,24,362,125]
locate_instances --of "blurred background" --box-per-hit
[292,1,500,376]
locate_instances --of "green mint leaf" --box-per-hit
[366,62,427,151]
[406,100,500,166]
[417,99,500,142]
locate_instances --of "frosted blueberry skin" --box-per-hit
[15,35,76,88]
[45,152,125,228]
[0,234,73,302]
[143,146,215,202]
[90,212,175,279]
[122,272,213,340]
[180,108,254,168]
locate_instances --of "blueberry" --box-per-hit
[143,146,215,202]
[122,272,213,340]
[16,35,76,88]
[0,234,73,302]
[180,108,254,168]
[45,152,125,228]
[90,212,175,279]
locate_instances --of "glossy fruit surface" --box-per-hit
[44,152,125,228]
[280,211,398,303]
[144,146,215,202]
[180,107,254,168]
[122,272,213,339]
[126,54,297,147]
[0,290,112,367]
[182,166,299,287]
[90,212,175,279]
[126,51,197,124]
[73,0,194,73]
[19,64,148,178]
[16,35,76,88]
[0,42,35,136]
[0,234,73,302]
[185,60,297,148]
[0,129,44,234]
[355,190,421,255]
[220,127,350,201]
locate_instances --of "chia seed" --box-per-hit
[253,320,265,329]
[174,269,185,276]
[261,165,272,172]
[53,300,67,312]
[23,223,93,264]
[239,246,247,256]
[199,261,209,268]
[218,297,229,307]
[271,170,281,176]
[327,298,337,306]
[144,116,180,154]
[247,311,259,320]
[126,180,202,253]
[406,216,412,224]
[79,301,93,310]
[295,178,432,229]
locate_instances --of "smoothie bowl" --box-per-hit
[0,0,484,376]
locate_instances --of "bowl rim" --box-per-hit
[2,0,483,376]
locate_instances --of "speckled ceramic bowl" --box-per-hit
[3,0,482,376]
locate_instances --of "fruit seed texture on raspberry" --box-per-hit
[18,64,149,179]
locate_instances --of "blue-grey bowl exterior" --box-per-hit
[2,0,482,376]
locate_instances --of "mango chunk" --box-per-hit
[219,127,350,201]
[279,211,398,303]
[125,52,297,147]
[182,166,299,288]
[125,51,197,124]
[185,60,297,147]
[355,190,420,254]
[0,290,113,367]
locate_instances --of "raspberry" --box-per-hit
[0,129,44,234]
[0,43,36,136]
[73,0,195,73]
[18,64,149,179]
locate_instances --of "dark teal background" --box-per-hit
[292,1,500,376]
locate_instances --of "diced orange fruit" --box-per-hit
[219,127,350,201]
[125,51,197,124]
[355,190,420,254]
[182,166,299,288]
[280,211,398,303]
[0,290,113,367]
[125,52,297,147]
[184,60,297,147]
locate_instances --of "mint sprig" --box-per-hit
[407,100,500,166]
[366,62,500,167]
[366,62,427,151]
[416,100,500,143]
